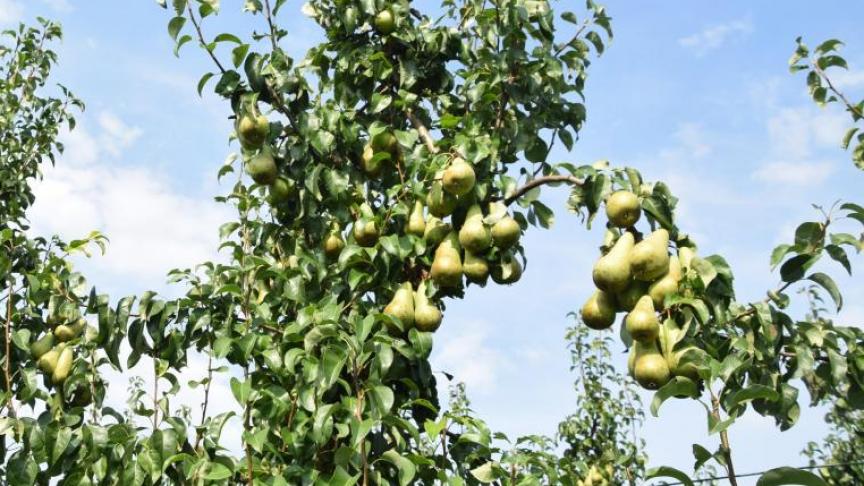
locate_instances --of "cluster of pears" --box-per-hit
[236,106,293,205]
[576,464,615,486]
[30,312,85,386]
[579,190,690,390]
[383,280,443,333]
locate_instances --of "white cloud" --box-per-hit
[752,160,834,185]
[832,69,864,90]
[678,18,753,56]
[432,320,505,394]
[29,111,230,285]
[40,0,72,12]
[0,0,24,24]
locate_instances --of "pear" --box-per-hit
[605,190,641,228]
[54,318,85,342]
[423,216,451,245]
[30,333,55,360]
[463,249,490,284]
[361,142,384,177]
[427,178,457,217]
[442,157,475,196]
[630,229,670,281]
[407,201,426,237]
[625,295,659,342]
[237,112,270,149]
[615,280,648,312]
[246,150,278,185]
[38,344,64,374]
[268,177,293,205]
[384,282,415,332]
[580,289,616,330]
[678,246,696,272]
[353,218,379,247]
[52,346,74,385]
[431,232,463,287]
[374,9,396,35]
[491,214,520,249]
[413,280,443,332]
[648,255,681,308]
[592,232,634,293]
[371,130,399,154]
[490,252,522,285]
[323,232,345,259]
[459,204,491,252]
[633,341,671,390]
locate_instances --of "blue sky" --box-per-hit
[5,0,864,483]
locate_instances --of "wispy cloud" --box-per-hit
[678,17,753,56]
[0,0,24,24]
[432,320,505,395]
[40,0,72,12]
[752,160,834,185]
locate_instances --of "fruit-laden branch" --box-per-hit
[504,175,583,206]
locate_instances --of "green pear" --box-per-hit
[361,143,384,177]
[678,246,696,272]
[592,232,634,293]
[384,282,415,332]
[463,249,490,284]
[459,204,491,252]
[371,130,399,154]
[268,177,293,205]
[54,318,85,342]
[490,252,522,285]
[30,333,55,360]
[442,157,475,196]
[648,255,681,308]
[237,112,269,149]
[52,346,74,385]
[580,289,616,330]
[605,190,641,228]
[668,346,702,381]
[246,150,278,185]
[614,280,648,312]
[353,218,379,247]
[633,341,671,390]
[630,229,670,281]
[423,216,451,245]
[427,178,457,217]
[491,214,520,249]
[407,200,426,237]
[38,344,64,374]
[374,9,396,35]
[413,280,443,332]
[323,232,345,259]
[625,295,659,343]
[431,232,463,287]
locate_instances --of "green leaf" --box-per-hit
[824,244,851,274]
[379,450,416,486]
[756,467,827,486]
[814,39,843,55]
[470,462,496,483]
[167,16,186,40]
[651,377,699,417]
[370,93,393,113]
[203,462,233,480]
[771,244,793,268]
[230,377,252,404]
[646,466,694,486]
[727,384,779,411]
[231,44,249,68]
[841,127,859,150]
[807,272,842,311]
[213,33,242,44]
[816,55,848,70]
[197,72,215,96]
[780,254,819,282]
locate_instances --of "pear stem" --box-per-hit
[504,175,583,205]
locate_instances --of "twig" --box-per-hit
[187,4,227,74]
[709,388,738,486]
[407,110,439,154]
[4,275,17,419]
[194,346,213,449]
[263,0,280,51]
[554,20,590,57]
[503,175,583,205]
[812,60,864,120]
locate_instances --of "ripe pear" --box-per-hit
[38,344,64,374]
[361,142,384,177]
[246,150,278,185]
[615,280,648,312]
[427,178,457,217]
[413,280,443,332]
[51,346,74,385]
[442,157,475,196]
[384,282,415,332]
[490,252,522,285]
[353,218,379,247]
[431,232,463,287]
[30,333,55,360]
[268,177,293,205]
[648,255,681,308]
[459,204,491,252]
[54,318,85,342]
[463,249,490,284]
[323,232,345,259]
[374,9,396,35]
[407,200,426,237]
[592,232,634,293]
[625,295,659,342]
[633,341,671,390]
[423,216,451,245]
[580,289,616,330]
[605,190,641,228]
[630,229,670,281]
[237,112,270,149]
[491,214,520,249]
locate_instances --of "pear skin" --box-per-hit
[427,178,457,217]
[490,253,522,285]
[423,216,451,245]
[407,201,426,237]
[323,233,345,259]
[580,289,617,330]
[384,282,415,332]
[459,204,491,252]
[648,255,681,308]
[463,249,490,284]
[431,232,463,287]
[592,232,634,293]
[625,295,659,342]
[630,229,670,281]
[605,190,641,228]
[615,280,648,312]
[442,157,475,196]
[51,346,74,385]
[633,341,671,390]
[30,333,55,360]
[413,281,443,332]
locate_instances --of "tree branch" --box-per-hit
[813,60,864,120]
[406,110,439,154]
[4,276,17,420]
[710,388,739,486]
[504,175,583,205]
[187,4,227,74]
